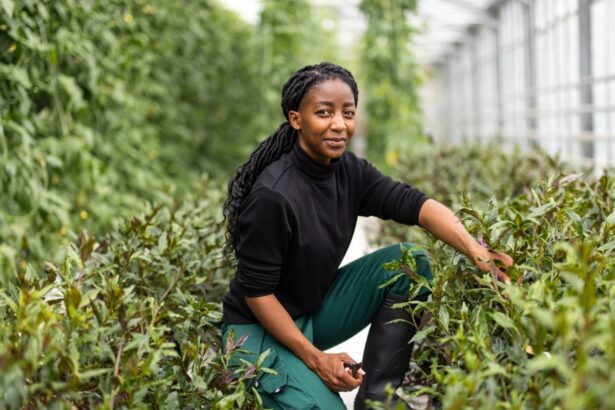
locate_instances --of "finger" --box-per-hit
[494,267,511,284]
[351,373,363,389]
[339,353,356,364]
[326,375,348,393]
[333,363,350,380]
[338,369,360,389]
[329,377,351,393]
[489,250,514,266]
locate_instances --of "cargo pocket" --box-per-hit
[254,348,288,395]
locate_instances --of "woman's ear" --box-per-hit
[288,110,301,130]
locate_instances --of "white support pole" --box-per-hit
[579,0,595,160]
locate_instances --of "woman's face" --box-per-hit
[288,78,356,164]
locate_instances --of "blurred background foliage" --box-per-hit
[360,0,425,168]
[1,0,257,271]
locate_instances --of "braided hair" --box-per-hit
[223,62,359,257]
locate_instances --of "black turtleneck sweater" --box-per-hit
[222,143,428,324]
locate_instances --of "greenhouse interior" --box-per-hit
[225,0,615,171]
[1,0,614,409]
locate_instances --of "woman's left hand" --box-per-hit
[471,245,514,284]
[416,199,515,283]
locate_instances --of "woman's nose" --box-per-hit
[330,112,346,131]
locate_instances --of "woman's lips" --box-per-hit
[324,139,346,148]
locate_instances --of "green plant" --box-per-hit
[0,0,264,273]
[373,143,615,409]
[359,0,426,167]
[0,180,266,408]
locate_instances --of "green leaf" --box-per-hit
[58,74,85,108]
[528,202,556,219]
[378,272,404,289]
[439,305,449,332]
[526,353,570,378]
[490,311,514,329]
[410,325,436,343]
[79,368,112,379]
[484,362,508,376]
[0,291,18,313]
[598,240,615,253]
[256,348,271,367]
[386,318,412,325]
[158,232,168,250]
[259,367,278,375]
[0,65,31,88]
[214,391,243,409]
[1,0,14,17]
[164,391,179,410]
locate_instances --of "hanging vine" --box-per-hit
[360,0,426,167]
[256,0,339,133]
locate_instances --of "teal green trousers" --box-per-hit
[221,242,432,409]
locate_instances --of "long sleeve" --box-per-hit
[358,158,428,225]
[235,187,295,297]
[222,144,427,324]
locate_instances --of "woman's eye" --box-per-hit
[344,111,356,117]
[317,110,330,116]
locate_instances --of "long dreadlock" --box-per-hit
[223,62,359,257]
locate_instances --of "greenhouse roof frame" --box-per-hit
[220,0,499,66]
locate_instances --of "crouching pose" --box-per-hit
[220,62,513,409]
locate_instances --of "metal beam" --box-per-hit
[579,0,595,159]
[523,0,537,138]
[493,6,503,135]
[470,26,481,141]
[440,0,499,27]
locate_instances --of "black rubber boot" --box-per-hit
[354,292,420,409]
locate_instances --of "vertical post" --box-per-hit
[493,5,504,139]
[447,60,455,142]
[470,26,481,141]
[579,0,594,160]
[441,61,452,142]
[523,0,537,146]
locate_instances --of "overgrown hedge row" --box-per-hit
[376,144,615,409]
[0,178,266,409]
[0,0,262,273]
[359,0,425,164]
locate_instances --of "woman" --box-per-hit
[221,62,512,409]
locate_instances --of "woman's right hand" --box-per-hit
[245,295,364,392]
[310,351,364,392]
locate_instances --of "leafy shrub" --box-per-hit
[378,141,576,247]
[0,0,263,272]
[359,0,425,164]
[375,143,615,409]
[0,179,264,409]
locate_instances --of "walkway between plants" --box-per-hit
[326,216,379,408]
